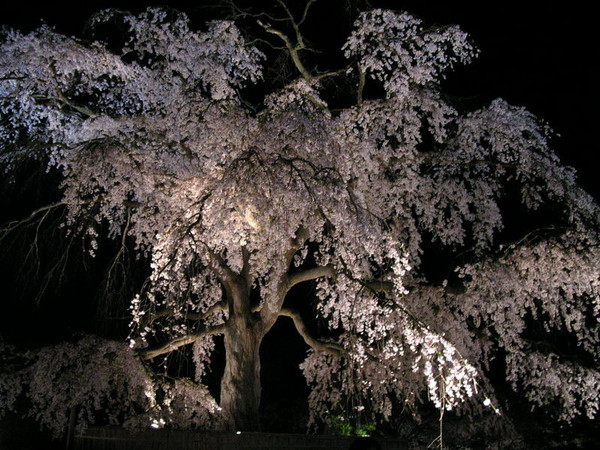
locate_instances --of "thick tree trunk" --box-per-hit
[220,315,266,431]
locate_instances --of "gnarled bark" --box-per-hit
[220,314,266,431]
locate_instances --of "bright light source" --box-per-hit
[150,417,165,429]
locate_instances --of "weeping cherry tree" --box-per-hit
[0,3,599,439]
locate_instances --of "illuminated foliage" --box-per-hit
[0,5,598,441]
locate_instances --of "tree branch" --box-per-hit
[280,307,346,358]
[257,20,313,81]
[142,300,227,327]
[356,63,366,107]
[288,265,335,289]
[241,245,252,289]
[297,0,318,26]
[361,279,394,294]
[275,0,318,48]
[259,225,311,321]
[197,242,239,293]
[283,225,310,269]
[138,323,226,360]
[105,207,131,280]
[0,202,65,240]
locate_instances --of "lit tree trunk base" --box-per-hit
[220,316,266,431]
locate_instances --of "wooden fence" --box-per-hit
[74,427,407,450]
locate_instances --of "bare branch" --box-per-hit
[257,19,313,81]
[221,0,289,24]
[288,265,335,289]
[298,0,318,26]
[312,67,349,81]
[275,0,316,48]
[1,202,65,240]
[280,307,346,357]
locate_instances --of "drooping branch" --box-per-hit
[0,202,65,240]
[296,0,318,27]
[142,300,228,328]
[280,307,346,358]
[138,323,226,360]
[105,207,131,281]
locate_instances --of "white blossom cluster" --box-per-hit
[0,336,152,438]
[343,9,476,98]
[0,335,224,438]
[0,341,28,420]
[88,8,263,101]
[140,377,224,430]
[303,278,481,429]
[453,231,600,421]
[1,6,599,435]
